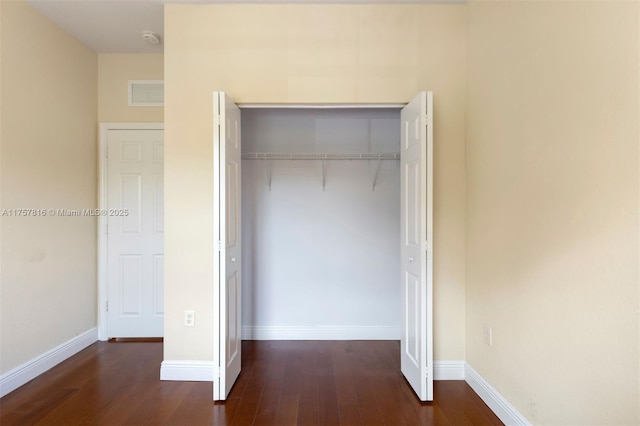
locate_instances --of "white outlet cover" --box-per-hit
[483,325,492,346]
[184,310,195,327]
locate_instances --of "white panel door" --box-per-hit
[107,129,164,337]
[400,92,433,401]
[213,92,242,401]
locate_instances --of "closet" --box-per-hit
[213,92,433,404]
[241,107,402,341]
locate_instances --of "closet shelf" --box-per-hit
[242,152,400,161]
[244,152,399,191]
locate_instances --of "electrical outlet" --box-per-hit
[184,310,195,327]
[483,325,492,347]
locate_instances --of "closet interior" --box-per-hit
[240,107,404,339]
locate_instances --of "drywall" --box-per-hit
[466,1,639,424]
[241,108,400,338]
[98,54,163,123]
[0,1,98,374]
[164,3,467,362]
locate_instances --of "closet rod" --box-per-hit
[242,152,400,161]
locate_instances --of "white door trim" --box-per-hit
[97,122,164,341]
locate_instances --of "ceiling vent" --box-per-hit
[128,80,164,107]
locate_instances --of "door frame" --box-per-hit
[215,98,433,399]
[97,122,164,341]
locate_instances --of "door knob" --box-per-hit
[409,256,414,263]
[231,257,236,263]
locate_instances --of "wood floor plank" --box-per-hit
[252,345,287,426]
[274,394,299,426]
[0,388,78,426]
[296,345,321,426]
[165,382,216,425]
[0,340,503,426]
[316,360,340,426]
[414,403,453,426]
[229,367,269,425]
[354,377,386,426]
[212,399,239,426]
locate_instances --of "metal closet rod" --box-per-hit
[241,152,400,160]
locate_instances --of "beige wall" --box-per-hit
[98,54,163,122]
[164,4,467,361]
[3,2,634,423]
[466,1,639,424]
[0,1,97,374]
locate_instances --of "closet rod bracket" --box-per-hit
[321,159,327,191]
[372,155,383,191]
[263,158,272,191]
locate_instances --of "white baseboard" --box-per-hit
[0,327,98,398]
[465,363,530,426]
[160,360,215,381]
[241,325,400,340]
[159,358,527,426]
[159,358,465,384]
[433,360,465,380]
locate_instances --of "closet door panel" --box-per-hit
[214,91,242,401]
[400,91,433,402]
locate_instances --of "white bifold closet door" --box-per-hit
[400,92,434,402]
[213,91,433,402]
[213,91,242,401]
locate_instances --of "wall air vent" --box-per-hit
[128,80,164,107]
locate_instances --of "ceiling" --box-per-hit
[26,0,165,53]
[25,0,464,54]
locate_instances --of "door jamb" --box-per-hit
[97,122,164,341]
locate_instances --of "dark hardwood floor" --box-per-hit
[0,340,502,425]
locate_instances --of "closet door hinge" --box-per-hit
[106,301,109,312]
[216,241,222,251]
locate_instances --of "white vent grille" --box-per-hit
[128,80,164,107]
